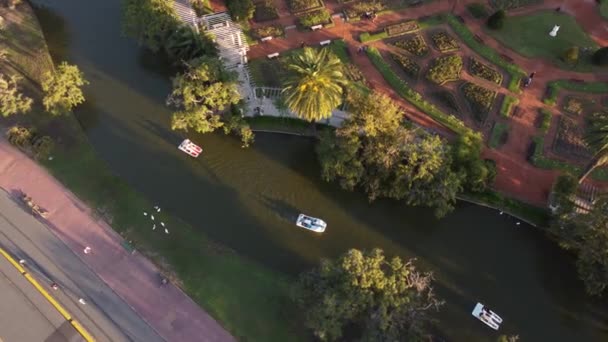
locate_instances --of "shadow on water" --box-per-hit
[259,195,300,223]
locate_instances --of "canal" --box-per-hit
[31,0,608,340]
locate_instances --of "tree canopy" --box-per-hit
[283,47,347,122]
[122,0,179,52]
[41,62,88,116]
[0,74,32,117]
[294,248,442,341]
[580,111,608,183]
[165,26,217,64]
[451,131,496,192]
[226,0,255,22]
[317,92,463,217]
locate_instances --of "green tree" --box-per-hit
[166,57,241,134]
[283,47,347,122]
[451,131,495,192]
[562,46,579,64]
[0,74,32,117]
[579,112,608,183]
[294,248,442,341]
[122,0,179,52]
[226,0,254,22]
[592,47,608,66]
[42,62,88,116]
[317,92,463,218]
[487,10,506,30]
[165,26,217,64]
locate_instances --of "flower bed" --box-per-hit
[393,34,428,56]
[562,96,585,115]
[554,116,589,158]
[390,52,420,78]
[288,0,324,14]
[489,0,542,10]
[469,58,502,84]
[431,30,459,52]
[426,55,462,85]
[253,0,279,22]
[462,82,497,123]
[489,122,509,148]
[385,20,419,36]
[252,24,284,39]
[343,63,365,82]
[298,9,331,27]
[345,1,385,21]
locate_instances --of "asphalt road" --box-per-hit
[0,191,164,342]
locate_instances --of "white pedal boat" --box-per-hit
[178,139,202,158]
[472,303,502,330]
[296,214,326,233]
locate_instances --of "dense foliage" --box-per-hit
[122,0,179,52]
[487,10,506,30]
[253,0,279,22]
[252,24,284,39]
[283,48,347,121]
[580,110,608,182]
[289,0,322,13]
[431,31,459,52]
[41,62,88,116]
[466,3,488,18]
[425,55,462,85]
[294,248,442,341]
[298,8,331,27]
[592,47,608,66]
[165,26,217,63]
[462,82,496,122]
[469,58,502,84]
[451,131,496,192]
[227,0,255,21]
[393,34,428,56]
[0,74,32,116]
[316,92,463,217]
[391,52,419,78]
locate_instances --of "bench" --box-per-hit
[311,24,323,31]
[267,52,279,59]
[474,34,483,44]
[319,39,331,46]
[260,36,273,42]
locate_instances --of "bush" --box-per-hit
[31,135,54,159]
[6,126,34,148]
[391,53,420,78]
[431,31,459,52]
[227,0,255,22]
[489,122,509,148]
[592,47,608,66]
[298,9,331,27]
[562,46,579,64]
[252,24,284,39]
[487,10,506,30]
[289,0,322,13]
[538,109,552,133]
[469,58,502,84]
[500,95,519,117]
[426,55,463,85]
[466,3,488,18]
[253,0,279,22]
[462,82,496,122]
[393,34,428,56]
[385,20,419,36]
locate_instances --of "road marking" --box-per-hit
[0,247,95,342]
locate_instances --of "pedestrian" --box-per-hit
[51,282,59,290]
[357,46,363,53]
[83,246,92,254]
[529,71,536,79]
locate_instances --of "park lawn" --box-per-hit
[487,11,598,71]
[602,0,608,20]
[2,4,306,342]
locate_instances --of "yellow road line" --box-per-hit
[0,247,95,342]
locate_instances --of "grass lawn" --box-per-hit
[1,4,306,341]
[487,11,598,71]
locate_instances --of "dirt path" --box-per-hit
[0,141,235,342]
[247,0,608,207]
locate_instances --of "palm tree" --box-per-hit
[579,113,608,183]
[165,27,216,64]
[282,47,347,122]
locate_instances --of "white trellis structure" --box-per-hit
[198,12,249,67]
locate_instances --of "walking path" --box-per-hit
[245,0,608,206]
[0,141,235,342]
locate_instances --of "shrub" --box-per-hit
[342,63,365,82]
[562,46,579,64]
[298,9,331,27]
[489,122,509,148]
[31,135,54,159]
[500,95,519,117]
[393,34,428,56]
[431,31,459,52]
[487,10,506,30]
[426,55,463,85]
[562,96,585,115]
[467,3,488,18]
[385,20,419,36]
[289,0,322,13]
[6,126,34,148]
[252,24,284,39]
[254,0,279,22]
[462,82,496,122]
[227,0,255,22]
[469,58,502,84]
[390,53,420,78]
[592,47,608,66]
[538,109,552,133]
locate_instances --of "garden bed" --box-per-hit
[562,96,586,116]
[500,95,519,117]
[392,34,428,57]
[537,109,552,133]
[390,52,420,79]
[252,24,284,39]
[254,0,280,22]
[544,80,608,106]
[489,122,509,148]
[462,81,497,123]
[298,8,332,27]
[553,116,590,159]
[489,0,543,10]
[288,0,325,15]
[432,90,461,115]
[426,55,462,85]
[385,20,419,36]
[430,30,459,52]
[468,57,502,84]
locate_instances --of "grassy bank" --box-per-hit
[460,190,550,227]
[4,4,304,341]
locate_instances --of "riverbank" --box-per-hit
[3,3,304,341]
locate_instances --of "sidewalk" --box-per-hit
[0,141,234,342]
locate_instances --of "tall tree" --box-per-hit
[317,92,462,217]
[294,248,442,341]
[0,74,32,117]
[122,0,179,52]
[41,62,88,116]
[451,131,495,192]
[166,57,241,134]
[283,47,347,121]
[579,111,608,183]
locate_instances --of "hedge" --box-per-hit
[365,47,471,136]
[489,122,509,148]
[500,95,519,117]
[538,109,552,133]
[544,80,608,106]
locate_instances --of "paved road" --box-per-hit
[0,190,163,342]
